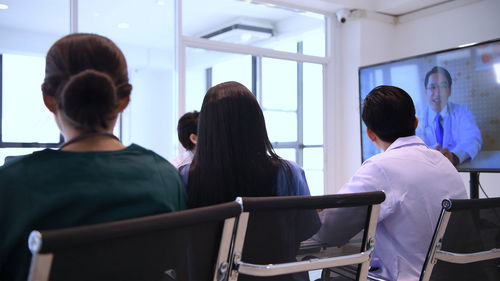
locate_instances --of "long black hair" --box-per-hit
[186,81,289,208]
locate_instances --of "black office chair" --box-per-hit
[228,191,385,281]
[419,197,500,281]
[27,201,242,281]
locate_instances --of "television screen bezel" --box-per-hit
[358,38,500,173]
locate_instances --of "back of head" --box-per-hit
[362,85,416,143]
[177,111,199,151]
[42,33,132,131]
[425,66,452,88]
[197,81,275,161]
[188,81,281,208]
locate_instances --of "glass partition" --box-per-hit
[78,0,177,159]
[183,0,325,57]
[0,0,69,165]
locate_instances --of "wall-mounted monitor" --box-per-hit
[359,38,500,172]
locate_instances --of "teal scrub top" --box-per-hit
[0,144,186,280]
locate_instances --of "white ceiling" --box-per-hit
[0,0,456,51]
[270,0,454,15]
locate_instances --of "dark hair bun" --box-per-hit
[60,69,118,130]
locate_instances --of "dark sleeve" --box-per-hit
[287,161,322,242]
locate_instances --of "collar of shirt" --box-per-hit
[427,104,449,128]
[385,135,427,152]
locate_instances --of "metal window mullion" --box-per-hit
[255,56,263,104]
[251,56,257,96]
[296,42,304,166]
[272,142,299,149]
[69,0,78,33]
[0,143,60,148]
[206,68,213,91]
[0,54,3,143]
[175,0,185,117]
[182,36,327,65]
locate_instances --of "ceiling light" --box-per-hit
[0,4,8,10]
[202,22,273,45]
[117,23,130,29]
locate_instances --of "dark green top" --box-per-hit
[0,144,186,280]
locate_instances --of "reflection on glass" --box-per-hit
[264,111,297,142]
[78,0,176,159]
[262,58,297,110]
[303,63,323,145]
[275,148,296,162]
[305,170,323,196]
[186,48,252,112]
[212,54,252,89]
[2,54,60,143]
[302,27,326,57]
[182,0,325,57]
[304,147,324,195]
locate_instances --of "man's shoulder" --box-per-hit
[448,102,471,114]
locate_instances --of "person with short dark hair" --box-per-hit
[171,110,199,169]
[417,66,482,166]
[180,81,320,281]
[314,85,467,281]
[0,33,186,280]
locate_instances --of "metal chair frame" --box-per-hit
[27,201,242,281]
[228,192,385,281]
[420,197,500,281]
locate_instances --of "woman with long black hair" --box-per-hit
[180,81,319,281]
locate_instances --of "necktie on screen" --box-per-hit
[435,113,443,147]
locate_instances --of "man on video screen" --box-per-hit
[417,66,482,166]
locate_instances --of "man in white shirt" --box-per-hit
[416,66,482,166]
[313,85,468,281]
[171,111,198,169]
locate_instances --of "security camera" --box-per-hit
[336,8,350,23]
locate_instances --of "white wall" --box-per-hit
[327,0,500,198]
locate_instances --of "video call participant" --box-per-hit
[416,66,482,166]
[313,86,467,281]
[171,110,199,170]
[0,33,186,280]
[181,81,320,281]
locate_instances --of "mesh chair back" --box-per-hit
[420,197,500,281]
[228,192,385,281]
[27,201,242,281]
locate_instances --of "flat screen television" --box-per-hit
[359,38,500,173]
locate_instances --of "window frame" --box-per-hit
[0,54,63,149]
[176,0,331,193]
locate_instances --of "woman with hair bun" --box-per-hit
[0,33,186,280]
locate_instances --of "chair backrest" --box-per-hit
[228,191,386,281]
[420,197,500,281]
[27,201,242,281]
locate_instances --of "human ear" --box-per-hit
[42,94,57,113]
[366,127,377,142]
[116,96,130,113]
[414,117,419,130]
[189,133,198,145]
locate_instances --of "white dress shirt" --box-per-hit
[314,136,467,281]
[170,150,194,169]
